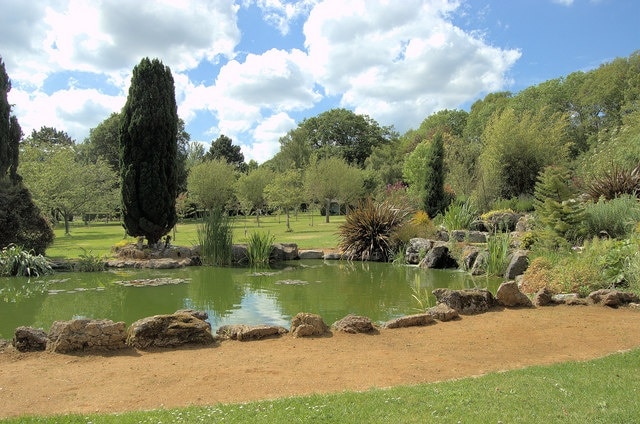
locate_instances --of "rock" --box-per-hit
[231,244,249,264]
[12,326,48,352]
[485,211,521,232]
[427,303,460,321]
[216,324,288,341]
[470,251,488,275]
[290,313,330,337]
[271,243,299,261]
[332,314,376,334]
[323,252,344,260]
[147,258,192,269]
[176,309,209,321]
[461,246,480,271]
[432,288,497,315]
[127,312,215,349]
[419,242,458,269]
[450,230,467,242]
[469,220,490,232]
[383,313,435,329]
[588,289,640,308]
[298,250,324,259]
[435,229,449,242]
[533,287,554,306]
[496,281,533,307]
[505,250,529,279]
[405,238,434,265]
[467,231,488,244]
[48,319,127,353]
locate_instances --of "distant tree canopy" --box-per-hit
[0,56,53,254]
[204,134,246,172]
[119,57,178,246]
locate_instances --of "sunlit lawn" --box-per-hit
[46,212,345,259]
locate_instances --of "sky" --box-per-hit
[1,0,638,163]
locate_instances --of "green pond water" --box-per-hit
[0,260,501,339]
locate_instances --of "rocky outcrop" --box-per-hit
[216,324,288,341]
[332,314,376,334]
[449,230,488,244]
[484,211,521,232]
[271,243,299,262]
[12,326,48,352]
[48,319,127,353]
[419,242,458,269]
[405,238,433,265]
[427,303,460,321]
[496,281,533,307]
[290,313,330,338]
[551,293,589,306]
[533,287,554,307]
[127,311,215,349]
[298,250,324,259]
[505,250,529,279]
[383,313,435,329]
[588,289,640,308]
[432,288,497,315]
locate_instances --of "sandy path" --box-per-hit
[1,305,639,418]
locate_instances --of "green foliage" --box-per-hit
[403,133,447,218]
[264,169,304,232]
[410,279,432,312]
[72,248,106,272]
[486,232,511,276]
[491,195,535,213]
[120,57,179,246]
[246,231,275,267]
[197,208,233,266]
[583,164,640,201]
[533,166,585,246]
[187,158,238,211]
[441,199,477,230]
[0,244,52,277]
[204,134,246,171]
[583,195,640,239]
[236,167,276,226]
[338,198,410,261]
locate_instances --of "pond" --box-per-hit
[0,260,502,339]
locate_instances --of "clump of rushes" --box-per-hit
[0,244,52,277]
[197,207,233,266]
[73,248,106,272]
[338,198,410,262]
[246,231,275,267]
[486,232,510,276]
[441,199,477,230]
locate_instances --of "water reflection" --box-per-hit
[0,261,501,339]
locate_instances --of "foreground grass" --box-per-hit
[46,213,344,259]
[4,349,639,423]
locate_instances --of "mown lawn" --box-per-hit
[46,213,345,259]
[4,348,639,423]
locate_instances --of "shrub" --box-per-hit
[441,199,477,230]
[491,195,535,213]
[0,244,52,277]
[246,231,275,267]
[584,163,640,201]
[338,198,410,261]
[73,248,106,272]
[583,195,640,239]
[197,207,233,266]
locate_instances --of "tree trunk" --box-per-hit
[325,198,330,223]
[285,208,291,232]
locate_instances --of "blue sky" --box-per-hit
[1,0,638,163]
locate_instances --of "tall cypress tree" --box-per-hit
[120,58,178,246]
[423,132,447,218]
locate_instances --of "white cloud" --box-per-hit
[243,112,297,162]
[250,0,318,35]
[304,0,520,131]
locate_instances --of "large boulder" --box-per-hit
[484,211,521,232]
[533,287,554,307]
[419,242,458,269]
[216,324,288,341]
[432,288,497,315]
[298,250,324,259]
[231,244,249,265]
[496,281,533,307]
[504,250,529,279]
[48,319,127,353]
[588,289,640,308]
[271,243,299,261]
[332,314,377,334]
[427,303,460,321]
[12,326,48,352]
[383,313,435,329]
[127,311,215,349]
[405,238,434,265]
[290,313,330,338]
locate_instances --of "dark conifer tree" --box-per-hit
[423,132,447,218]
[119,57,178,246]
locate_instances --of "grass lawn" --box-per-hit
[5,348,639,423]
[46,213,344,260]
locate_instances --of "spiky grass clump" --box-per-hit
[0,244,52,277]
[486,232,511,276]
[338,198,410,262]
[246,231,275,267]
[585,164,640,201]
[197,207,233,266]
[441,199,477,230]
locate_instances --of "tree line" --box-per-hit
[2,50,639,252]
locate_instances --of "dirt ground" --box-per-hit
[1,305,640,419]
